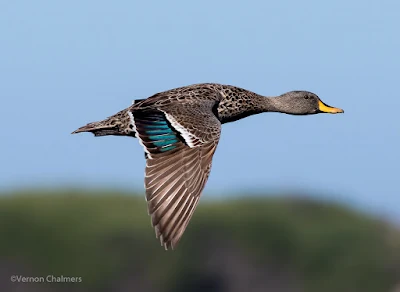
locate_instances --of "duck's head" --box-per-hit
[275,91,344,115]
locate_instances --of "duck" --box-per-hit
[72,83,344,250]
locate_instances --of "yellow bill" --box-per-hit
[318,100,344,114]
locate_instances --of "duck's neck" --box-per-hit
[256,94,294,114]
[216,85,298,123]
[217,93,285,124]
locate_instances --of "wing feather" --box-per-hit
[145,143,218,249]
[131,102,221,249]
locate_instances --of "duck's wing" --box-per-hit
[131,103,221,249]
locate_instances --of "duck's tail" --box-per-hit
[72,109,135,137]
[71,121,119,136]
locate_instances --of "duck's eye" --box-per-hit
[304,95,309,100]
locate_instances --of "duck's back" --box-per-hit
[131,83,224,110]
[131,83,263,124]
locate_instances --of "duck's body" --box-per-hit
[73,83,343,249]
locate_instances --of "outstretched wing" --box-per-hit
[131,103,221,249]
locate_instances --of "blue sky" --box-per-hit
[1,1,399,221]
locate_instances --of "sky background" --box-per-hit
[1,1,399,222]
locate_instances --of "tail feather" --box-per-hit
[72,108,136,137]
[71,122,119,136]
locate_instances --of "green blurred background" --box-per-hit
[1,189,399,292]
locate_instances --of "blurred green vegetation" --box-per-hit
[0,189,399,292]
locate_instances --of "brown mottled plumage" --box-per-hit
[72,83,343,249]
